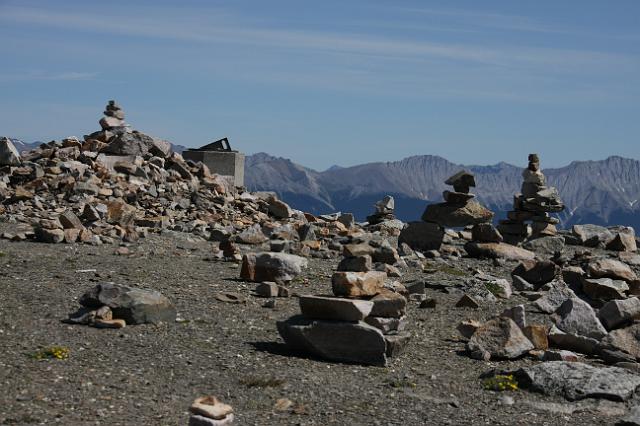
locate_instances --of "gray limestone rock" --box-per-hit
[555,298,608,340]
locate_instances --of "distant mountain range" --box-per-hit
[245,153,640,230]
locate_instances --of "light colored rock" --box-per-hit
[0,137,21,166]
[240,252,308,283]
[422,200,494,228]
[514,361,640,401]
[599,297,640,330]
[572,224,613,247]
[554,298,607,340]
[369,290,407,318]
[600,323,640,361]
[277,315,387,366]
[466,317,534,360]
[299,295,373,321]
[464,242,535,261]
[523,236,565,255]
[331,271,386,297]
[582,277,629,301]
[457,320,481,339]
[617,405,640,425]
[524,324,549,350]
[588,258,637,282]
[79,282,176,325]
[534,281,577,314]
[190,396,233,420]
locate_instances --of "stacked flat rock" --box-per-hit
[366,195,395,225]
[277,270,410,366]
[421,170,494,228]
[498,154,565,244]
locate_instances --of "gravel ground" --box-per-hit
[0,231,634,425]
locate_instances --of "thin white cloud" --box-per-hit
[0,4,635,73]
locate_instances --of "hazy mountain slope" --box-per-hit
[245,153,640,229]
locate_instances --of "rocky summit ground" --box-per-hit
[1,227,636,426]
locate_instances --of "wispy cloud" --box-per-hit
[0,70,97,82]
[0,4,634,73]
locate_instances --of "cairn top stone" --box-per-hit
[445,170,475,193]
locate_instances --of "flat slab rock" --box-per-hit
[514,361,640,401]
[277,315,388,366]
[79,282,176,325]
[298,295,373,322]
[464,242,535,261]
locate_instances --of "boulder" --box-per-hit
[331,271,386,298]
[421,200,494,228]
[607,232,637,252]
[554,298,607,340]
[464,242,535,261]
[466,317,534,360]
[102,132,155,156]
[533,281,577,314]
[277,315,387,366]
[298,295,373,321]
[398,222,444,252]
[511,259,559,288]
[582,277,629,301]
[240,252,308,283]
[599,297,640,330]
[0,137,21,166]
[471,223,503,243]
[79,282,176,325]
[513,361,640,401]
[572,224,614,247]
[588,258,637,282]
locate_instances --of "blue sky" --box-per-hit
[1,0,639,170]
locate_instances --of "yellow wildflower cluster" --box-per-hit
[32,346,70,360]
[482,374,518,391]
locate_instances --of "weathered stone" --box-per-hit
[299,295,373,321]
[106,200,137,226]
[573,224,614,247]
[534,281,577,314]
[277,315,387,366]
[562,266,585,288]
[456,294,480,309]
[464,242,535,261]
[365,315,407,334]
[617,406,640,426]
[103,132,156,156]
[457,320,481,339]
[466,317,534,360]
[398,221,444,252]
[582,277,629,301]
[384,332,411,357]
[607,232,637,252]
[554,298,607,340]
[240,252,308,283]
[543,350,579,362]
[267,197,292,219]
[58,210,84,230]
[343,243,375,258]
[369,290,407,318]
[512,275,535,291]
[512,259,559,288]
[588,258,637,282]
[189,396,233,420]
[523,236,566,254]
[337,255,373,272]
[372,243,400,265]
[331,271,386,298]
[443,190,475,203]
[599,297,640,330]
[501,304,526,328]
[600,323,640,361]
[514,361,640,401]
[235,224,268,244]
[445,170,475,193]
[471,223,503,243]
[0,137,21,166]
[524,324,549,350]
[422,200,494,228]
[79,282,176,325]
[34,227,64,243]
[254,282,279,298]
[548,325,599,355]
[189,414,234,426]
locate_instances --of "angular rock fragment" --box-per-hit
[582,277,629,301]
[299,295,373,322]
[599,297,640,330]
[464,242,535,261]
[588,258,637,282]
[466,317,534,360]
[240,252,308,283]
[331,271,386,298]
[554,298,607,340]
[398,222,444,252]
[533,281,576,314]
[512,259,559,288]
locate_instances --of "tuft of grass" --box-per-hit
[482,374,518,392]
[239,376,286,388]
[425,263,468,277]
[484,281,503,296]
[0,251,6,257]
[31,346,70,361]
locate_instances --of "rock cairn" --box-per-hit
[277,268,410,366]
[498,154,565,244]
[399,170,494,253]
[366,195,395,225]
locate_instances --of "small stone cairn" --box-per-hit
[366,195,395,225]
[277,267,410,366]
[498,154,565,244]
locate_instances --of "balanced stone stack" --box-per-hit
[498,154,565,244]
[421,170,494,228]
[277,271,410,366]
[366,195,395,225]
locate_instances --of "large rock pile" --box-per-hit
[277,270,410,366]
[0,101,354,254]
[498,154,565,244]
